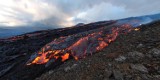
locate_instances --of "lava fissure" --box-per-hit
[27,24,137,66]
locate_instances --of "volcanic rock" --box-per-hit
[148,48,160,58]
[64,66,71,72]
[127,51,144,61]
[115,55,126,62]
[104,69,112,78]
[137,43,144,48]
[64,64,78,72]
[141,74,149,80]
[45,59,55,68]
[130,64,148,73]
[0,63,16,77]
[113,70,124,80]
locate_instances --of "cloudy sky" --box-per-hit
[0,0,160,28]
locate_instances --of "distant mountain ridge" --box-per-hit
[0,13,160,38]
[0,25,54,38]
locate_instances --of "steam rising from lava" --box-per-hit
[27,24,138,65]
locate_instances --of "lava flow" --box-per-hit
[27,24,138,66]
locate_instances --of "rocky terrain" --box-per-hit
[0,18,160,80]
[0,21,116,80]
[36,21,160,80]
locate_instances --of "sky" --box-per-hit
[0,0,160,28]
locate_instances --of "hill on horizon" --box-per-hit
[0,13,160,39]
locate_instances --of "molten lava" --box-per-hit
[61,53,70,61]
[27,24,137,65]
[134,28,140,31]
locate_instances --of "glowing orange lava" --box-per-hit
[134,28,140,31]
[61,53,70,61]
[27,24,138,65]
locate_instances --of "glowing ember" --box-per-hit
[61,53,70,61]
[96,41,108,51]
[134,28,140,31]
[27,24,137,65]
[32,53,49,64]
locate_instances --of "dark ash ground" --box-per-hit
[0,21,160,80]
[36,21,160,80]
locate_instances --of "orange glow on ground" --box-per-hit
[27,24,136,65]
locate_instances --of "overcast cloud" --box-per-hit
[0,0,160,28]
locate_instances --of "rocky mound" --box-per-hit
[36,21,160,80]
